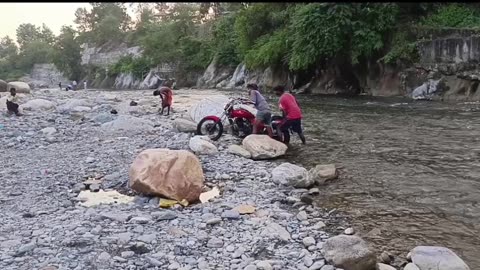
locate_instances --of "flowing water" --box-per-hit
[281,95,480,267]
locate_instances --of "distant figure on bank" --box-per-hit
[84,81,87,90]
[72,80,77,90]
[247,83,273,136]
[153,80,174,116]
[6,88,22,116]
[273,85,306,145]
[58,82,62,90]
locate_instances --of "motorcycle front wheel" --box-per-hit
[196,118,224,141]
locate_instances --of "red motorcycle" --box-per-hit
[196,98,282,141]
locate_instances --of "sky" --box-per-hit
[0,3,136,41]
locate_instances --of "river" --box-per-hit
[280,94,480,267]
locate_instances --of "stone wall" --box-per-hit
[81,42,142,67]
[20,63,69,89]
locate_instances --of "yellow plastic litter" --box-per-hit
[179,199,189,207]
[159,199,178,208]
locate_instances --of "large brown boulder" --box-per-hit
[129,149,205,203]
[0,79,7,92]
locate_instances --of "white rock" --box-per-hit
[272,162,312,188]
[20,99,56,111]
[323,235,376,270]
[309,260,325,270]
[256,261,273,270]
[41,127,57,136]
[261,222,291,241]
[101,115,154,132]
[344,228,355,235]
[303,237,316,247]
[71,106,92,112]
[188,95,230,123]
[174,118,197,133]
[242,134,287,160]
[410,246,470,270]
[57,99,90,113]
[7,81,31,93]
[189,136,218,155]
[227,144,251,158]
[377,263,396,270]
[404,263,420,270]
[308,164,338,185]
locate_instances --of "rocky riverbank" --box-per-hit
[0,88,471,270]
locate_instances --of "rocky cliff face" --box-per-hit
[81,41,142,67]
[196,28,480,101]
[21,64,69,89]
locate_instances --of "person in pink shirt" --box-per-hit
[273,85,306,145]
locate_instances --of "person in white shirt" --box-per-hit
[83,81,87,90]
[6,88,22,116]
[72,80,77,90]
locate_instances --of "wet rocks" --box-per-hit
[242,134,287,160]
[272,162,312,188]
[129,148,204,202]
[410,246,470,270]
[323,235,376,270]
[308,164,338,185]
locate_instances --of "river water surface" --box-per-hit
[280,95,480,267]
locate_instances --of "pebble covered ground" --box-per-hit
[0,88,347,270]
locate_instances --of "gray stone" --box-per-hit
[272,163,312,188]
[121,251,135,258]
[207,238,224,248]
[138,234,156,243]
[244,265,257,270]
[17,242,36,255]
[377,263,396,270]
[97,251,111,262]
[404,263,420,270]
[320,266,334,270]
[207,218,222,225]
[410,246,470,270]
[152,211,177,221]
[309,260,325,270]
[130,216,152,224]
[323,235,376,270]
[297,211,308,221]
[261,222,291,242]
[222,210,240,219]
[303,237,316,247]
[344,228,355,235]
[100,212,131,223]
[256,261,273,270]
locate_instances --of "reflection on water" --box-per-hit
[283,95,480,267]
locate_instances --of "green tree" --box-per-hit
[52,26,83,80]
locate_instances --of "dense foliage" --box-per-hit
[2,3,480,82]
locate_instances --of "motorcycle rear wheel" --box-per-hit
[196,118,224,141]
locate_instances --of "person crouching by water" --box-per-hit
[6,88,22,116]
[273,85,306,145]
[247,83,273,137]
[153,80,174,115]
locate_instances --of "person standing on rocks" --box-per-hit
[58,82,62,90]
[83,81,87,90]
[273,85,306,145]
[247,83,273,136]
[72,80,77,90]
[6,88,22,116]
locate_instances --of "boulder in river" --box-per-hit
[323,235,376,270]
[242,134,287,160]
[57,99,90,113]
[272,162,312,188]
[7,81,31,93]
[129,149,204,203]
[173,118,197,133]
[410,246,470,270]
[308,164,338,185]
[20,99,56,111]
[189,136,218,155]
